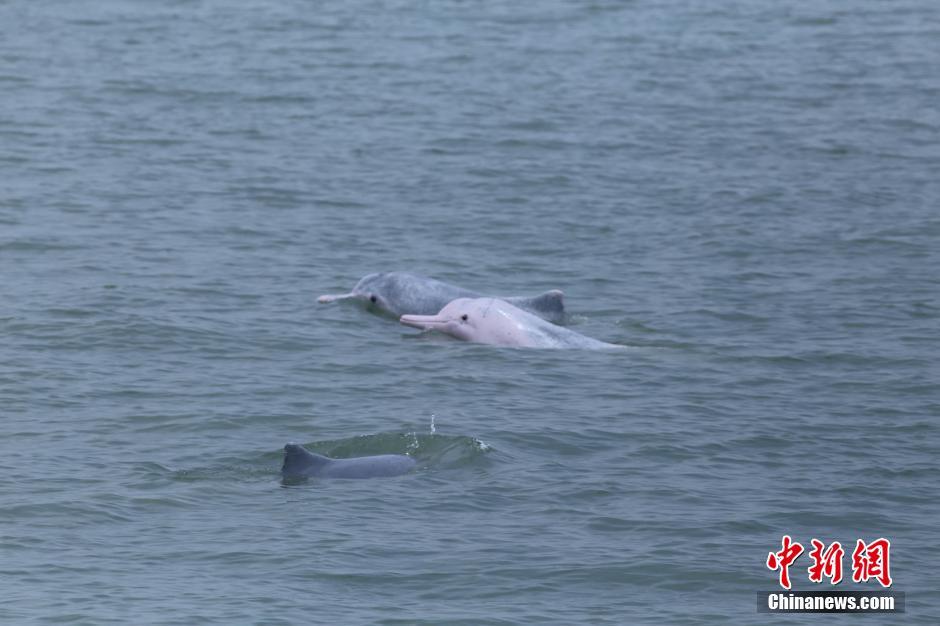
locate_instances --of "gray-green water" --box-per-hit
[2,0,939,623]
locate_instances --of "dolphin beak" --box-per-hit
[318,293,355,303]
[400,313,448,331]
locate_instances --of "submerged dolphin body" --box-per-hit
[400,297,623,350]
[281,443,416,479]
[318,272,566,324]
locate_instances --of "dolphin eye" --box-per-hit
[370,295,377,303]
[461,314,468,321]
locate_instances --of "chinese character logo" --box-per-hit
[767,536,892,588]
[807,539,845,585]
[767,535,804,590]
[852,538,892,587]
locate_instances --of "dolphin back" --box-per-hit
[376,273,479,316]
[282,443,416,479]
[320,454,417,479]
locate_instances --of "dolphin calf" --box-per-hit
[318,272,566,324]
[400,298,623,350]
[281,443,416,479]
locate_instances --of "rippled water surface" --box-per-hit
[2,0,939,623]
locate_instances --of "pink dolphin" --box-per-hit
[400,298,623,350]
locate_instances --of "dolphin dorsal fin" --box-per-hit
[530,289,564,310]
[282,443,331,477]
[505,289,565,323]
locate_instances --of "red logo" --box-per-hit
[852,538,892,587]
[807,539,844,585]
[767,535,804,590]
[767,536,892,588]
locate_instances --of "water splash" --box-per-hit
[407,431,420,453]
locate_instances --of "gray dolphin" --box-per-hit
[281,443,416,479]
[401,297,624,350]
[318,272,566,324]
